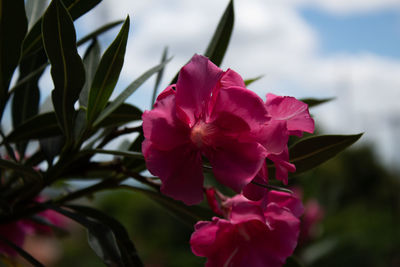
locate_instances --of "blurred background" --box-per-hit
[20,0,400,266]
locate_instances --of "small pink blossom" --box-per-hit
[142,55,269,205]
[191,190,303,267]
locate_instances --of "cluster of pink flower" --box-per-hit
[0,198,65,256]
[142,55,315,266]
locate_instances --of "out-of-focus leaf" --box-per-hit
[0,158,41,180]
[203,0,234,66]
[244,75,264,86]
[284,256,304,267]
[25,0,48,30]
[22,0,101,58]
[0,235,44,266]
[99,103,142,128]
[83,149,143,159]
[151,47,168,107]
[87,16,130,124]
[124,131,146,172]
[80,39,101,107]
[67,205,144,267]
[93,58,171,127]
[300,97,335,108]
[0,0,28,119]
[39,135,65,166]
[77,20,124,46]
[42,0,86,141]
[6,112,61,143]
[287,134,363,175]
[122,186,213,227]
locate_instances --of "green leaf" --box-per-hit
[0,158,42,181]
[93,58,171,127]
[0,0,28,119]
[87,16,130,124]
[39,135,65,166]
[244,75,264,86]
[203,0,234,66]
[22,0,101,59]
[42,0,86,141]
[6,112,61,143]
[283,256,304,267]
[99,103,142,128]
[80,38,101,107]
[67,205,144,267]
[45,205,125,267]
[300,97,335,108]
[77,20,124,46]
[84,149,144,159]
[151,47,168,107]
[122,186,213,227]
[25,0,48,30]
[288,134,363,175]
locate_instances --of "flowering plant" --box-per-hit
[0,0,361,266]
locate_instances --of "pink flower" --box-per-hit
[299,199,324,244]
[142,55,270,205]
[0,221,31,256]
[191,190,303,267]
[243,95,314,200]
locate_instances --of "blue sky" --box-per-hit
[301,8,400,59]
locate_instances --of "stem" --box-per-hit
[96,126,142,149]
[251,181,293,194]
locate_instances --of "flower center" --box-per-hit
[190,121,217,148]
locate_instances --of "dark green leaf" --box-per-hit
[0,158,42,180]
[67,205,144,267]
[93,58,171,127]
[151,47,168,107]
[283,256,304,267]
[87,16,130,124]
[22,0,101,58]
[204,0,234,66]
[244,75,264,86]
[123,131,146,172]
[80,39,101,107]
[288,134,363,175]
[42,0,86,141]
[300,97,335,108]
[0,0,28,119]
[0,235,44,266]
[84,149,144,159]
[77,20,124,46]
[99,103,142,128]
[122,186,213,227]
[6,112,61,143]
[39,135,65,166]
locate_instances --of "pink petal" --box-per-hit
[266,190,304,218]
[242,171,268,201]
[142,141,204,205]
[267,148,296,184]
[266,93,314,135]
[175,54,223,127]
[254,120,288,154]
[142,92,190,151]
[207,141,266,193]
[210,86,268,132]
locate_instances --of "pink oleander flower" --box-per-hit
[191,190,303,267]
[142,54,271,205]
[299,199,324,244]
[243,95,314,201]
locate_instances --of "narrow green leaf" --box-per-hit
[45,204,124,267]
[22,0,101,58]
[0,0,28,119]
[300,97,335,108]
[67,205,144,267]
[39,135,64,166]
[25,0,48,30]
[288,134,363,175]
[93,58,171,127]
[87,16,130,124]
[6,112,61,143]
[283,256,304,267]
[0,235,44,266]
[99,103,142,128]
[151,47,168,107]
[80,38,101,107]
[244,75,264,86]
[0,158,41,180]
[77,20,124,46]
[42,0,86,141]
[84,149,144,159]
[204,0,234,66]
[121,186,213,227]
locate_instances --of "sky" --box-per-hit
[38,0,400,169]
